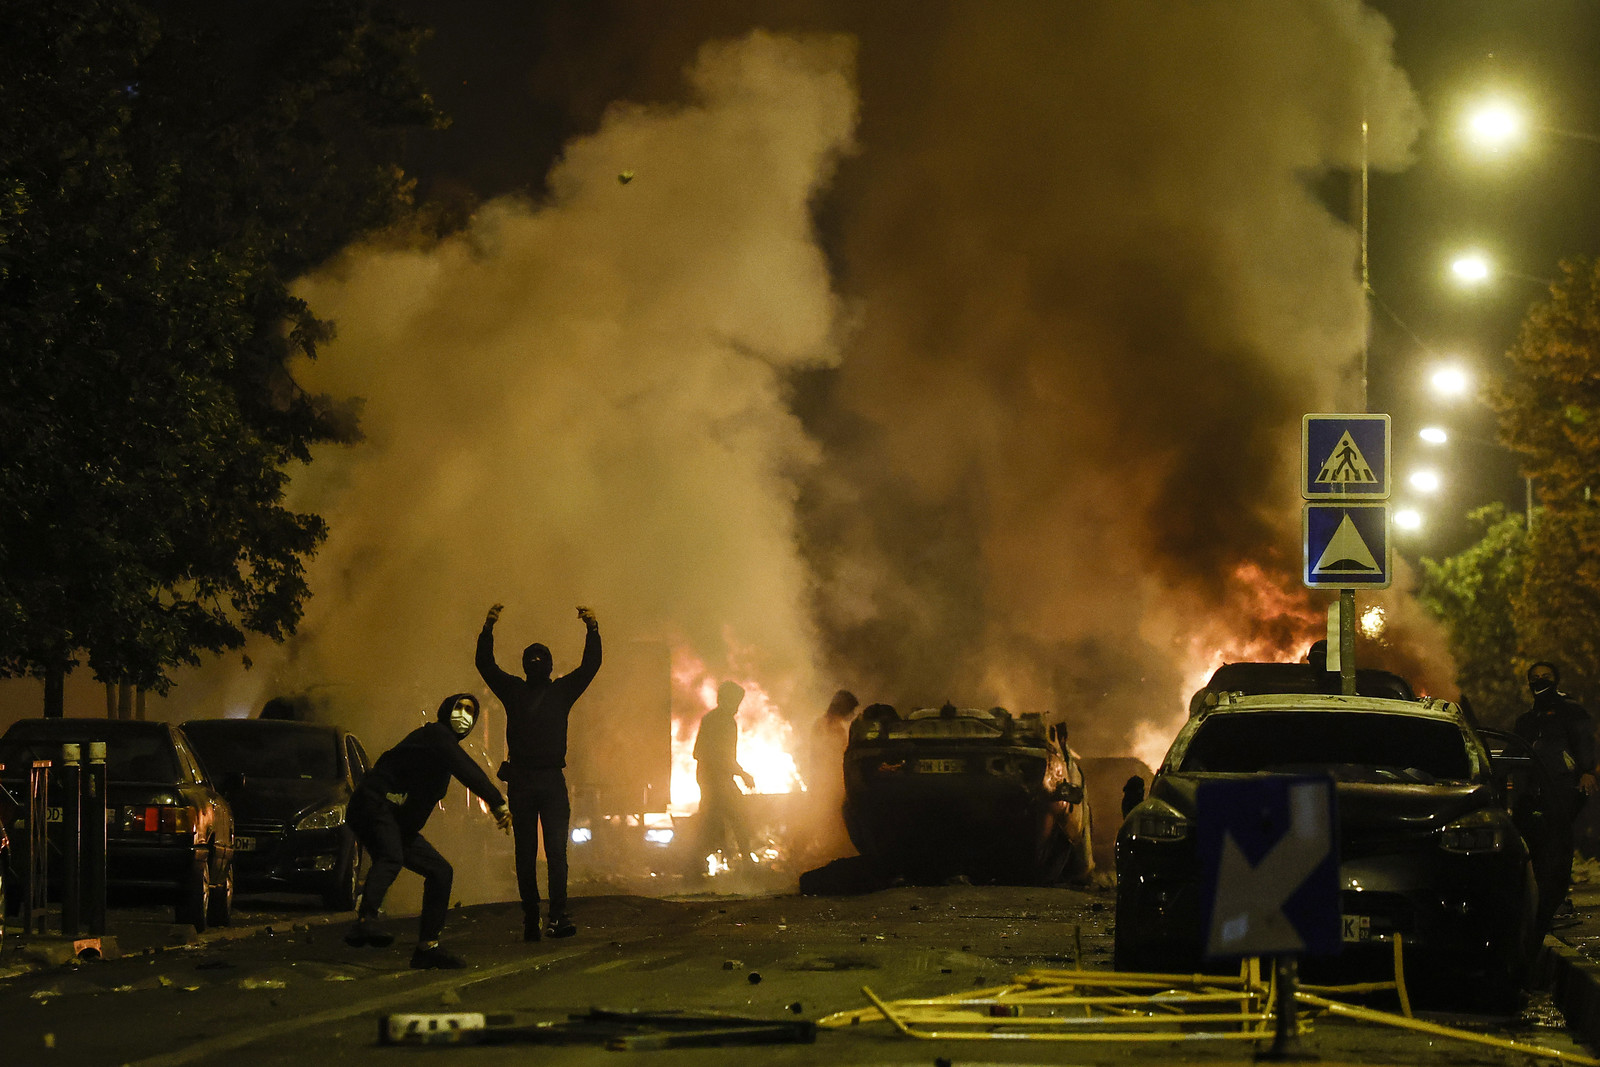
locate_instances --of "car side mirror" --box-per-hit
[222,771,247,792]
[1052,782,1084,805]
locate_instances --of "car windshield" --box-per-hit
[1177,711,1474,783]
[184,722,340,781]
[0,728,179,783]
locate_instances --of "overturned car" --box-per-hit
[842,704,1092,885]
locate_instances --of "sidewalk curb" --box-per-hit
[1538,934,1600,1049]
[0,908,365,983]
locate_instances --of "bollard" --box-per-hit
[60,743,82,938]
[24,760,50,938]
[84,742,108,936]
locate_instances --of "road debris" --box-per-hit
[380,1007,817,1049]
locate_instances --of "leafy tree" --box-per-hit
[1514,505,1600,709]
[1488,254,1600,707]
[1416,504,1527,728]
[0,0,440,713]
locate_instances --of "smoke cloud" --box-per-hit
[93,3,1449,788]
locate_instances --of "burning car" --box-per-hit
[842,704,1092,885]
[1115,692,1541,1011]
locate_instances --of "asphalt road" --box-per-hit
[3,872,1597,1067]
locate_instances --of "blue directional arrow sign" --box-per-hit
[1198,775,1340,960]
[1303,414,1390,500]
[1304,503,1390,589]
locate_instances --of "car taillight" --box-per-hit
[121,805,195,834]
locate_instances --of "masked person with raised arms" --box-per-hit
[476,604,601,941]
[344,693,511,969]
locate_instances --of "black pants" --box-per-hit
[347,789,453,942]
[697,773,747,859]
[508,768,571,924]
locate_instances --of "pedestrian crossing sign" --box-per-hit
[1302,414,1390,500]
[1304,503,1391,589]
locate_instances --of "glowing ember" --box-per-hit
[1359,605,1386,639]
[668,648,801,816]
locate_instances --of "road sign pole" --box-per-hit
[1339,589,1356,696]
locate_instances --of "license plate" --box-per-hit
[1341,914,1371,943]
[913,758,965,774]
[235,836,256,852]
[46,806,62,824]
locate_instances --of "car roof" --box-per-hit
[1200,661,1416,701]
[2,718,172,738]
[182,717,340,735]
[1194,691,1462,721]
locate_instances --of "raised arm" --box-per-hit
[475,603,517,692]
[569,606,603,690]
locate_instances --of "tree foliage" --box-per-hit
[1416,504,1527,728]
[0,0,440,708]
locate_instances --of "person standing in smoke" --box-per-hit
[1514,660,1598,928]
[343,693,512,969]
[798,689,858,866]
[476,603,601,941]
[694,681,756,868]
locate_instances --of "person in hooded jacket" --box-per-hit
[343,692,511,969]
[1514,660,1598,927]
[476,603,601,941]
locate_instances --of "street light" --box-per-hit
[1418,426,1449,445]
[1447,249,1551,288]
[1408,469,1441,493]
[1463,97,1600,150]
[1430,366,1470,398]
[1394,508,1423,532]
[1465,100,1524,152]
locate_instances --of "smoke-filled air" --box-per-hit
[139,2,1453,882]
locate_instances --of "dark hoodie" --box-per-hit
[361,693,505,833]
[476,620,601,771]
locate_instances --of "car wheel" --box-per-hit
[207,854,233,928]
[323,841,362,911]
[176,854,210,932]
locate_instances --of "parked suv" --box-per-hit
[1115,692,1540,1011]
[181,718,369,909]
[0,718,235,931]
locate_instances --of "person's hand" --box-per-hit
[485,603,504,626]
[1582,772,1597,797]
[577,606,597,629]
[493,803,513,833]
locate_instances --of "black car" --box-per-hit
[181,718,369,909]
[0,718,235,931]
[842,704,1092,885]
[1115,692,1540,1010]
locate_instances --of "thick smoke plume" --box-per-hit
[22,4,1453,796]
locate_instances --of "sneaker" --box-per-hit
[545,915,577,939]
[410,944,467,969]
[344,919,395,948]
[523,922,542,943]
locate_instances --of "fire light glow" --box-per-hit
[668,648,801,816]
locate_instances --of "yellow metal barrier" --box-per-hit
[817,929,1596,1065]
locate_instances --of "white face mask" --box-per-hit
[450,700,476,736]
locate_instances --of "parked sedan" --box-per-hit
[1115,692,1540,1011]
[842,704,1092,885]
[0,718,235,931]
[181,718,369,909]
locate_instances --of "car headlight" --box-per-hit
[571,826,593,844]
[1438,810,1508,854]
[294,802,347,831]
[644,828,674,845]
[1127,800,1190,842]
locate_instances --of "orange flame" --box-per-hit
[668,647,801,816]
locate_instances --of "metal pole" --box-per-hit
[1255,956,1311,1061]
[1526,476,1535,534]
[60,743,81,938]
[84,741,108,936]
[1340,589,1357,696]
[23,760,50,937]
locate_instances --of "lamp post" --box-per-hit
[1416,425,1535,533]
